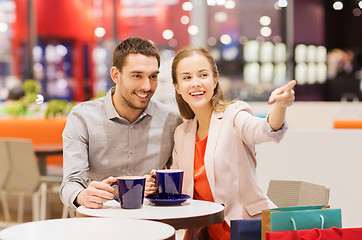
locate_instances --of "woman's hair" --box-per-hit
[112,37,160,71]
[171,46,236,119]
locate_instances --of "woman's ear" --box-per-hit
[110,66,119,84]
[174,83,181,94]
[213,77,218,89]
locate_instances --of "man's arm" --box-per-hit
[60,108,117,209]
[60,108,91,208]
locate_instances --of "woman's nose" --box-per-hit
[191,76,201,87]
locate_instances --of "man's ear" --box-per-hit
[110,66,119,84]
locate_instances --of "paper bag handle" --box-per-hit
[290,215,325,230]
[300,228,322,240]
[300,227,343,240]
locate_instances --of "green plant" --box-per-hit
[5,79,41,117]
[45,99,76,118]
[4,100,28,116]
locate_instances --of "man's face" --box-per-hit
[112,53,159,110]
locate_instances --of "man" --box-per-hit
[60,37,182,209]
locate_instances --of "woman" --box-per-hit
[147,46,296,239]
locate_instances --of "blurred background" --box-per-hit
[0,0,361,112]
[0,0,362,228]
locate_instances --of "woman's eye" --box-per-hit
[200,73,208,78]
[183,76,191,80]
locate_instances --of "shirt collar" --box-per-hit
[105,87,155,123]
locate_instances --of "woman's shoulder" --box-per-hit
[174,118,195,135]
[223,100,252,115]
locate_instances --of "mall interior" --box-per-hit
[0,0,362,238]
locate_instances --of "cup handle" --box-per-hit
[110,182,120,202]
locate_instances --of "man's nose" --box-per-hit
[140,77,151,91]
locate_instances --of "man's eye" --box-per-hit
[150,75,158,79]
[133,74,141,78]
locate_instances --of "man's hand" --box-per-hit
[268,80,296,107]
[144,169,158,196]
[76,176,117,209]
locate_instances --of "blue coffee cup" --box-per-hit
[156,169,184,199]
[112,176,146,209]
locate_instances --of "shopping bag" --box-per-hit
[261,205,342,240]
[230,219,261,240]
[265,227,362,240]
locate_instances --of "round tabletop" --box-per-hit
[0,218,175,240]
[77,199,225,230]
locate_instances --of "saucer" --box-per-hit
[145,193,191,206]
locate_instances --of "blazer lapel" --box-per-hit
[204,111,223,198]
[181,119,197,196]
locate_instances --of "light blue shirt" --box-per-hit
[60,87,183,208]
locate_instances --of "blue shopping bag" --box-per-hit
[230,219,262,240]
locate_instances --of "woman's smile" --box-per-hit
[189,90,206,98]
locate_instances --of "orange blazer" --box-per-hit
[172,101,287,225]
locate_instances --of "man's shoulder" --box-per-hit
[148,100,183,126]
[71,97,105,113]
[149,100,179,117]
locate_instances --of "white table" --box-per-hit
[0,218,175,240]
[77,199,225,230]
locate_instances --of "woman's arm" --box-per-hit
[267,80,296,131]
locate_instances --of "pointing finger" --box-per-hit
[282,80,297,92]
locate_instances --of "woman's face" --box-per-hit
[174,53,217,111]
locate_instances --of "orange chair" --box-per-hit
[333,119,362,129]
[0,117,66,166]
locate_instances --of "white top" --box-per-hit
[77,199,225,230]
[0,218,175,240]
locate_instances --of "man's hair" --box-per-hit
[112,37,160,71]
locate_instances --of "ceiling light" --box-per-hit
[225,0,235,9]
[333,1,343,10]
[220,34,232,45]
[188,25,199,35]
[260,16,271,26]
[162,29,174,40]
[180,15,190,25]
[182,2,193,11]
[94,27,106,38]
[260,27,272,37]
[277,0,288,8]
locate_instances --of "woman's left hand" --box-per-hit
[144,169,158,196]
[268,80,296,107]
